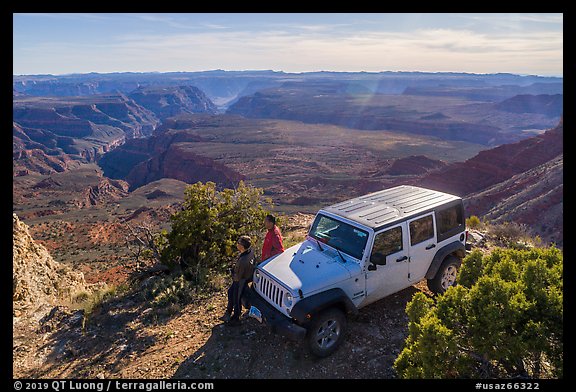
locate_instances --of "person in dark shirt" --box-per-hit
[219,235,255,326]
[261,214,285,262]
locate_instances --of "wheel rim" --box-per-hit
[314,319,341,349]
[441,265,458,290]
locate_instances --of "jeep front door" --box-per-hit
[407,212,437,282]
[364,223,410,305]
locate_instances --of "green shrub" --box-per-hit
[72,291,90,303]
[457,249,484,288]
[72,285,118,333]
[139,271,223,310]
[149,274,194,307]
[394,246,563,378]
[466,215,482,230]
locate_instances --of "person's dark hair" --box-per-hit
[237,235,252,250]
[265,214,276,225]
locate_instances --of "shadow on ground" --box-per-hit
[173,286,424,379]
[25,292,162,378]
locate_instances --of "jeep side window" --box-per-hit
[409,215,434,245]
[371,227,403,263]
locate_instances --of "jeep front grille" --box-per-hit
[257,274,285,309]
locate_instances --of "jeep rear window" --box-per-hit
[436,203,464,241]
[309,214,368,260]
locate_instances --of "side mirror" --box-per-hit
[367,264,377,271]
[370,252,387,265]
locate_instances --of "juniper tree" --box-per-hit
[161,181,272,284]
[394,246,563,378]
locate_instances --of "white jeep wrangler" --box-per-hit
[243,185,467,357]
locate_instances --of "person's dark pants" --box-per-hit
[226,281,245,321]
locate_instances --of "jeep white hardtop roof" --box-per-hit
[322,185,462,231]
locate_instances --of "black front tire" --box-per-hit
[427,255,461,295]
[305,308,347,358]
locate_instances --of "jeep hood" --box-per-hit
[258,239,360,295]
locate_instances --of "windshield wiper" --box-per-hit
[313,236,324,252]
[335,248,347,263]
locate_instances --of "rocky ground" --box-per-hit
[13,212,432,379]
[13,279,431,379]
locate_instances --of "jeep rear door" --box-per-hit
[407,212,437,282]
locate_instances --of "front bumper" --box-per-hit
[242,285,307,341]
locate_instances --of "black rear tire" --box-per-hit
[427,255,461,295]
[305,308,347,357]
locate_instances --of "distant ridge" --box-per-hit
[495,94,563,117]
[14,70,562,108]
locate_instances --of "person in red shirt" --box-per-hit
[261,214,285,262]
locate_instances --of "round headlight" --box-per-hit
[254,270,261,283]
[284,292,293,307]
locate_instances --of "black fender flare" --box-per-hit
[425,241,466,279]
[290,288,358,324]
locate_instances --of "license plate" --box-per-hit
[248,306,263,323]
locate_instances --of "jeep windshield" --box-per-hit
[308,214,369,260]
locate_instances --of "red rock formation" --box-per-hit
[125,143,244,190]
[97,118,243,191]
[82,178,129,207]
[13,148,72,175]
[97,131,205,179]
[416,119,563,197]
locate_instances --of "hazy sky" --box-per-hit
[13,13,563,76]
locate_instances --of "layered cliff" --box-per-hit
[13,95,160,174]
[128,85,218,119]
[13,87,219,176]
[385,155,446,176]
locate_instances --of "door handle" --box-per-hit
[396,255,408,262]
[425,244,436,250]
